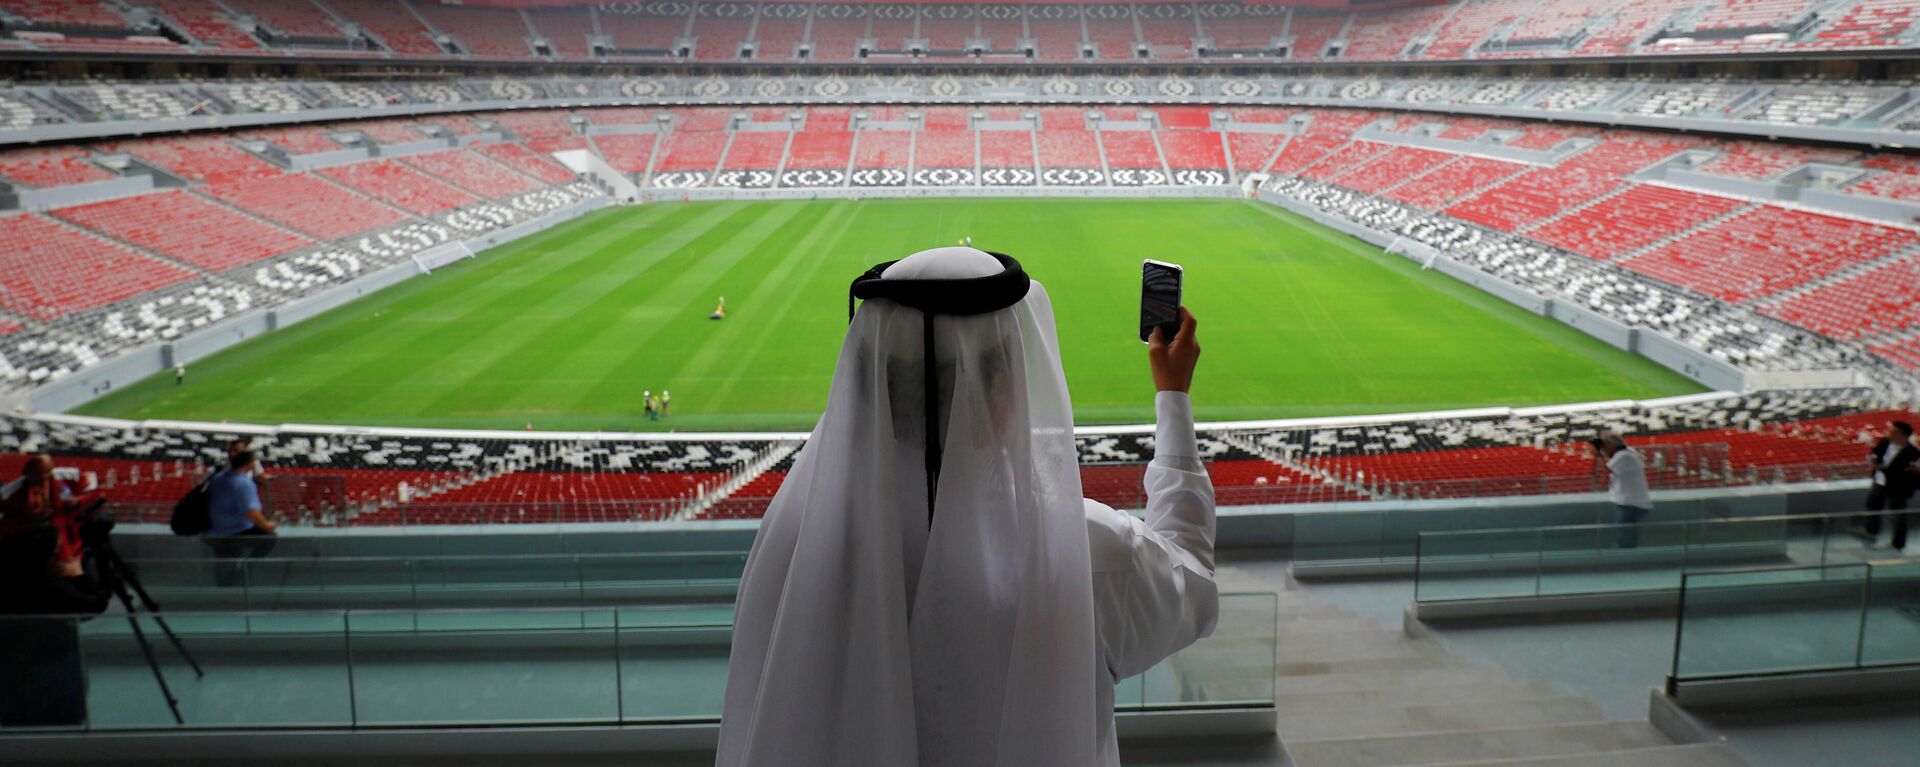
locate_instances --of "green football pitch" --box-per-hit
[76,198,1704,432]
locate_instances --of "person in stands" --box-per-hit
[1863,421,1918,551]
[717,247,1214,766]
[0,456,86,580]
[204,450,277,586]
[1596,433,1652,549]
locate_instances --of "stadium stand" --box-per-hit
[319,160,479,215]
[144,0,257,50]
[202,173,409,241]
[1529,185,1747,260]
[1383,156,1528,208]
[0,214,194,319]
[326,0,443,56]
[50,189,311,272]
[96,134,282,185]
[1695,140,1858,179]
[1762,256,1920,340]
[222,0,351,46]
[0,144,109,187]
[402,149,543,197]
[1621,206,1918,302]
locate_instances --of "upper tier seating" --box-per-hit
[0,214,194,319]
[0,145,110,187]
[402,149,542,197]
[1621,206,1917,302]
[1299,140,1390,181]
[1682,0,1817,33]
[412,2,534,58]
[1795,0,1920,50]
[1287,13,1345,59]
[484,110,574,139]
[1507,0,1611,43]
[144,0,257,49]
[1266,135,1341,175]
[595,6,680,54]
[0,0,128,30]
[852,131,912,169]
[1445,166,1624,232]
[321,160,480,215]
[1343,7,1449,60]
[1761,255,1920,340]
[1421,0,1538,59]
[652,131,730,173]
[720,131,788,170]
[1085,15,1137,60]
[1225,131,1285,172]
[203,173,408,241]
[1530,185,1746,260]
[529,7,595,58]
[222,0,349,44]
[326,0,442,55]
[99,134,281,184]
[51,190,312,271]
[1848,171,1920,200]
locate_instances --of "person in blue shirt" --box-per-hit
[203,450,276,586]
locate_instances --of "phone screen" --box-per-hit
[1140,260,1183,343]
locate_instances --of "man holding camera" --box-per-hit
[1593,433,1652,549]
[0,455,105,727]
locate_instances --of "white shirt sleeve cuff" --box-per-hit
[1155,391,1198,460]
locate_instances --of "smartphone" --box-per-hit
[1140,259,1184,344]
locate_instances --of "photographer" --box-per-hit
[1593,433,1652,549]
[204,450,277,587]
[0,455,106,727]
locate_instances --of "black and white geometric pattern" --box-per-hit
[913,167,975,186]
[1041,77,1078,96]
[1341,80,1384,100]
[780,168,845,187]
[1042,168,1104,186]
[1109,168,1167,186]
[409,83,465,104]
[1172,169,1228,186]
[358,222,453,260]
[851,168,908,186]
[1158,78,1196,97]
[0,334,99,386]
[651,171,708,188]
[1219,80,1260,98]
[487,80,539,101]
[930,77,965,98]
[255,251,363,294]
[713,169,776,188]
[813,78,850,98]
[619,80,665,98]
[102,286,256,343]
[691,77,732,98]
[444,203,517,234]
[980,168,1035,186]
[1103,80,1136,98]
[226,84,303,113]
[510,187,578,213]
[754,79,788,98]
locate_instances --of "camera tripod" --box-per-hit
[80,504,203,725]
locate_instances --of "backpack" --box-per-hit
[170,472,217,536]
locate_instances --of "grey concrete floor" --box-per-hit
[1225,551,1920,767]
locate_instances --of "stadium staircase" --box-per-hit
[676,441,799,521]
[1195,567,1748,767]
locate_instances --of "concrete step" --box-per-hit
[1280,635,1452,664]
[1432,743,1747,767]
[1277,697,1607,741]
[1273,615,1388,636]
[1278,650,1480,678]
[1275,678,1561,714]
[1283,721,1673,767]
[1275,664,1526,695]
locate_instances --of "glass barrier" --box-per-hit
[1297,492,1798,568]
[1415,511,1886,603]
[1669,561,1920,684]
[0,593,1277,732]
[123,551,751,612]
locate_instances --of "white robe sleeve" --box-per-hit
[1085,391,1219,681]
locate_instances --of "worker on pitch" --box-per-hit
[717,246,1216,766]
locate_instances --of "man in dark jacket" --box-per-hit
[1864,421,1919,551]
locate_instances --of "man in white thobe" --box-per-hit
[717,247,1215,767]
